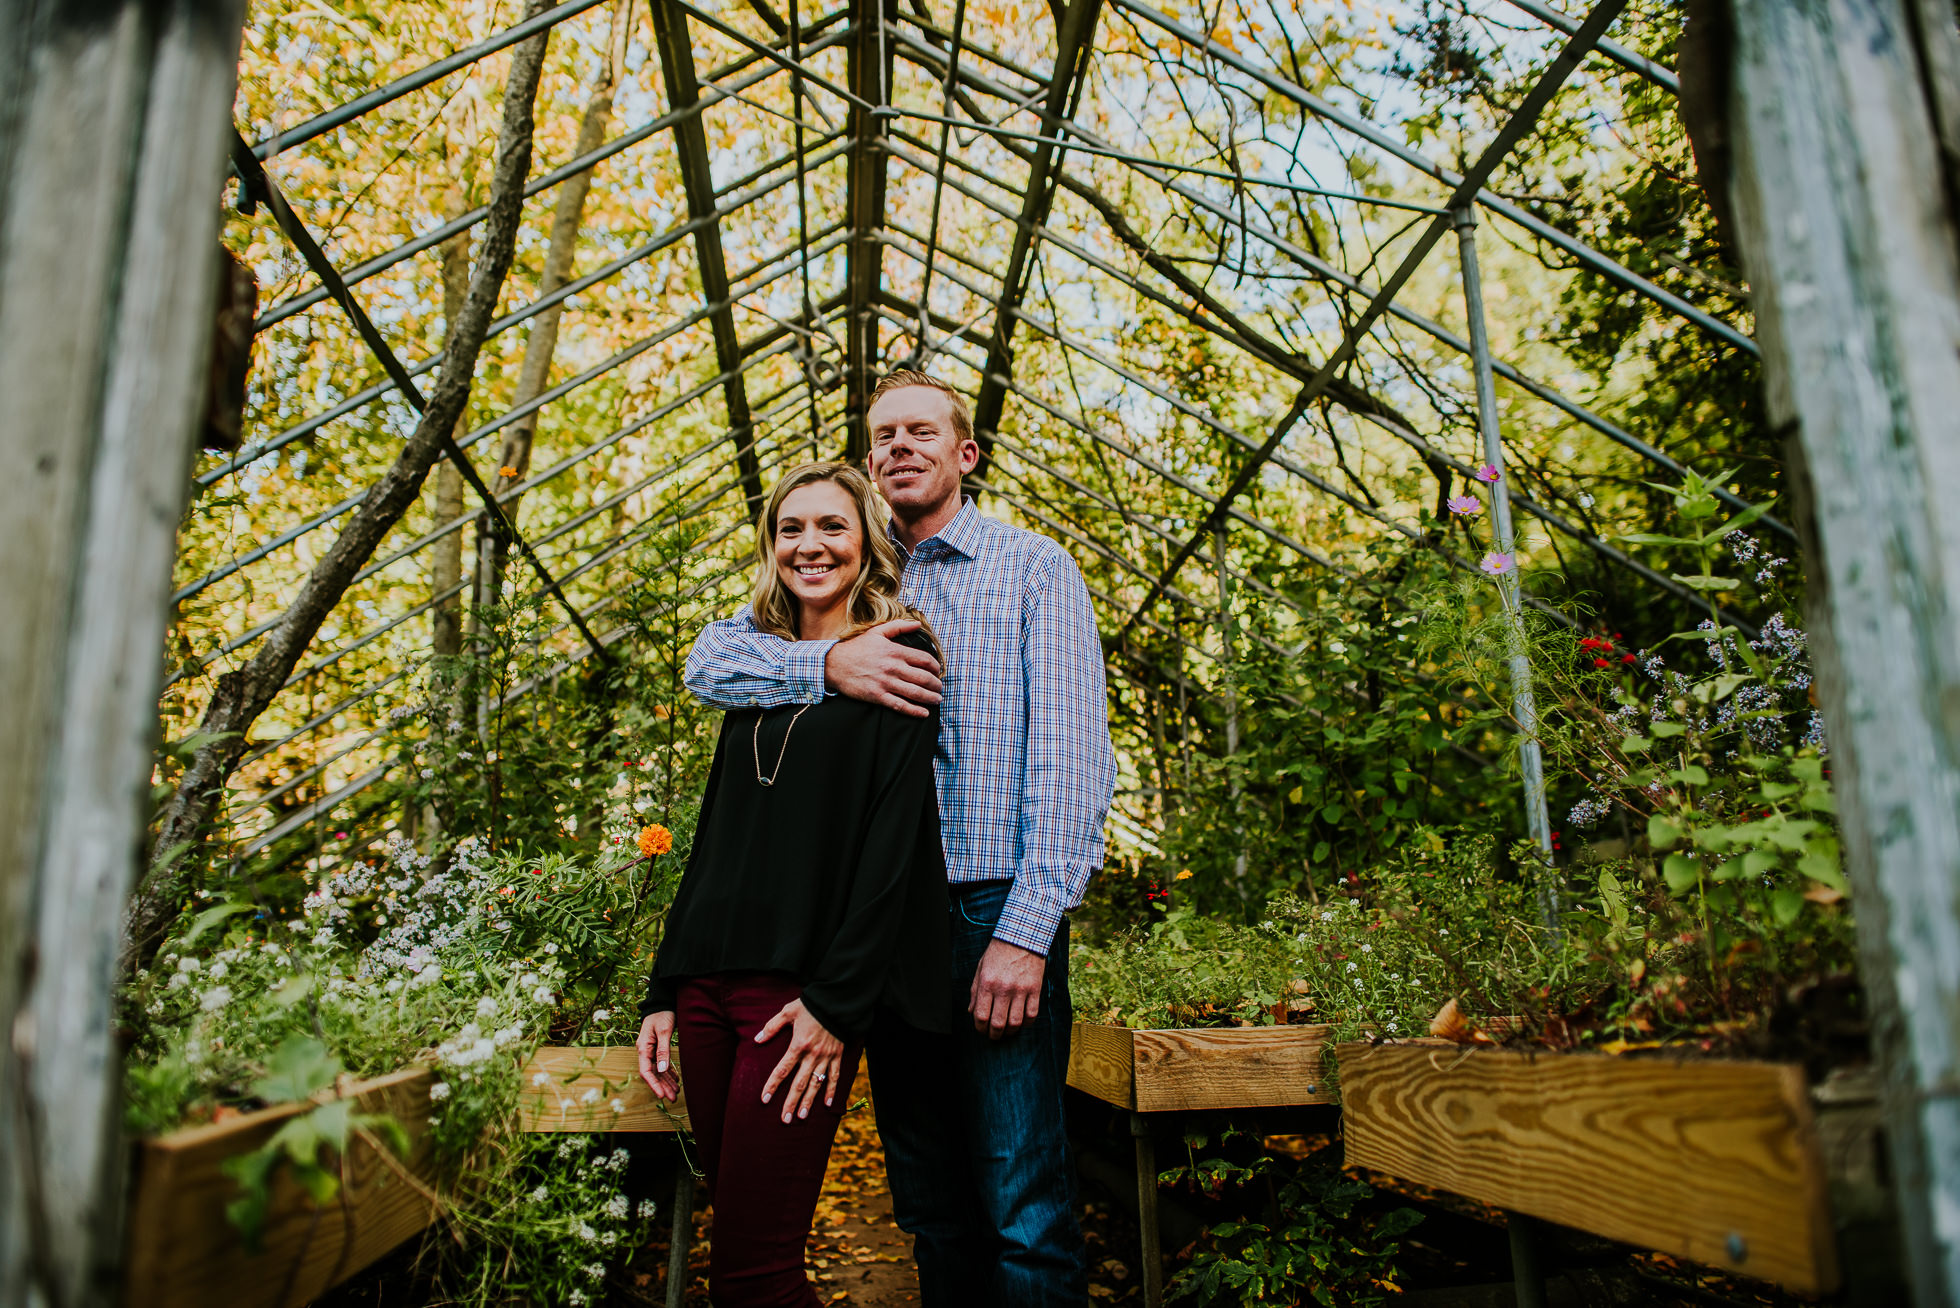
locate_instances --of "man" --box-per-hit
[683,368,1117,1304]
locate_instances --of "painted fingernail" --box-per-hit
[657,1060,667,1072]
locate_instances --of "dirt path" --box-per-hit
[645,1066,1137,1306]
[804,1096,920,1306]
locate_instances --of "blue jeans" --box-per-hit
[867,881,1084,1307]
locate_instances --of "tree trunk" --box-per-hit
[125,0,556,972]
[1724,3,1960,1303]
[475,0,629,610]
[430,82,481,661]
[0,2,247,1303]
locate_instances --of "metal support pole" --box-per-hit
[1455,206,1559,927]
[666,1160,695,1308]
[1507,1211,1550,1308]
[1131,1111,1164,1308]
[1212,518,1248,906]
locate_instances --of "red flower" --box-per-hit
[1622,653,1636,663]
[1593,657,1611,668]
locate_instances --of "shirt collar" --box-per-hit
[891,496,983,561]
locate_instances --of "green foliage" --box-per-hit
[122,823,687,1305]
[1121,536,1510,924]
[1166,1133,1421,1306]
[1072,906,1295,1029]
[221,1037,410,1251]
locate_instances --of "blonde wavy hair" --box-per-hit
[750,462,939,655]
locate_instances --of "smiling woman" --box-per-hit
[633,460,949,1307]
[746,463,941,656]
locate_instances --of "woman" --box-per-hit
[635,462,949,1307]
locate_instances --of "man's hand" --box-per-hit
[825,619,943,717]
[969,939,1046,1039]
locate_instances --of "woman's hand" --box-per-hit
[636,1011,681,1101]
[756,998,844,1123]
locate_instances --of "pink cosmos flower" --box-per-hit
[1446,495,1482,516]
[1479,552,1514,576]
[1474,463,1501,483]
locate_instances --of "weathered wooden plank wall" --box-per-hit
[1725,2,1960,1303]
[0,2,246,1303]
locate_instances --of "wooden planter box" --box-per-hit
[1338,1042,1839,1294]
[519,1045,689,1132]
[124,1047,689,1308]
[125,1066,443,1308]
[1067,1021,1335,1112]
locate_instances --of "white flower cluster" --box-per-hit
[433,1020,528,1076]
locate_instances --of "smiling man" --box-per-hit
[684,369,1117,1304]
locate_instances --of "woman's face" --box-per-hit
[774,479,863,615]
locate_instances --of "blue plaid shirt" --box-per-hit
[683,499,1117,956]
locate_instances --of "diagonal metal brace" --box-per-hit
[227,129,614,666]
[1113,0,1628,650]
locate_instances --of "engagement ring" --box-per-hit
[813,1072,827,1082]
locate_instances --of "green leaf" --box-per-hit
[1670,573,1742,593]
[1662,853,1701,894]
[1648,721,1687,738]
[1621,734,1652,754]
[1701,498,1778,544]
[271,974,313,1007]
[1765,818,1821,852]
[1692,823,1734,853]
[1668,765,1711,787]
[1799,840,1849,892]
[1320,804,1344,823]
[1287,785,1303,804]
[1648,814,1683,850]
[1617,532,1698,547]
[1772,887,1805,926]
[1711,858,1745,882]
[251,1036,343,1107]
[182,900,253,947]
[1743,848,1779,878]
[1705,673,1751,703]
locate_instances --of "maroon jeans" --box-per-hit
[676,973,864,1307]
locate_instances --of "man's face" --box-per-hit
[866,385,978,517]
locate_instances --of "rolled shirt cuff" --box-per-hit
[783,639,836,704]
[991,882,1070,957]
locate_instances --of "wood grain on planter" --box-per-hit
[124,1065,441,1308]
[518,1045,689,1132]
[1338,1043,1837,1293]
[1067,1022,1335,1112]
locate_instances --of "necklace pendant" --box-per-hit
[758,776,773,788]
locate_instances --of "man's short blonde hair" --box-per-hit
[868,368,975,447]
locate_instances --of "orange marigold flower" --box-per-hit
[499,465,518,478]
[639,824,673,857]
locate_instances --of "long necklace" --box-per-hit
[752,704,812,788]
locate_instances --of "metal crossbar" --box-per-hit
[195,0,1778,862]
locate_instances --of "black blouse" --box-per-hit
[640,675,951,1038]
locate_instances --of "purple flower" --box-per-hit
[1479,552,1514,577]
[1446,495,1482,516]
[1474,463,1501,484]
